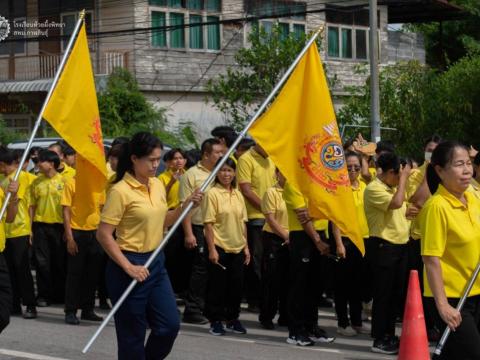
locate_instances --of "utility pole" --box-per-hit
[369,0,381,142]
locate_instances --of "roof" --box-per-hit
[0,75,108,94]
[380,0,466,23]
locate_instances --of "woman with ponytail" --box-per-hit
[96,132,203,360]
[420,141,480,359]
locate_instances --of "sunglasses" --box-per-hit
[347,166,361,172]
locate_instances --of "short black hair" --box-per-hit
[377,152,401,173]
[163,148,186,162]
[423,134,442,149]
[48,142,64,155]
[344,150,361,163]
[63,145,76,156]
[200,138,221,157]
[214,157,237,187]
[211,126,237,148]
[237,138,255,152]
[0,148,17,165]
[13,149,26,162]
[38,150,60,170]
[112,136,130,147]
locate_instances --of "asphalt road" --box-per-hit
[0,304,400,360]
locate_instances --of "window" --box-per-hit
[327,25,371,61]
[150,1,221,51]
[256,19,305,41]
[61,12,93,50]
[245,0,306,19]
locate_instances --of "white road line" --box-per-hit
[0,349,71,360]
[222,338,256,344]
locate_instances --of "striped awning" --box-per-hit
[0,79,53,93]
[0,76,107,94]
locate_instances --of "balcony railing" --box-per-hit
[0,51,128,82]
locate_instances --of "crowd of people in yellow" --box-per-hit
[0,126,479,360]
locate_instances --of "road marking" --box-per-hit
[222,338,255,344]
[0,349,70,360]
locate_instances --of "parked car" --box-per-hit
[7,137,114,155]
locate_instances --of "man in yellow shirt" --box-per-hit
[62,178,104,325]
[283,181,334,347]
[48,142,76,179]
[364,152,410,355]
[179,138,223,324]
[30,150,66,307]
[237,144,276,312]
[0,149,37,319]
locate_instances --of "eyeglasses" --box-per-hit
[347,166,361,172]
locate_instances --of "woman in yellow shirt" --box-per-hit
[421,141,480,359]
[96,132,202,360]
[258,169,289,330]
[332,151,369,337]
[203,158,250,336]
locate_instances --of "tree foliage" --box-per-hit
[206,25,315,131]
[338,55,480,159]
[98,68,198,148]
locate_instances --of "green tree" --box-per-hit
[98,68,198,148]
[407,0,480,69]
[207,25,318,131]
[337,61,435,158]
[0,115,18,145]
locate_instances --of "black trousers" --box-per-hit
[259,231,289,323]
[0,253,11,333]
[371,237,408,340]
[287,230,326,335]
[245,221,264,307]
[32,222,65,303]
[164,226,193,296]
[184,225,208,316]
[205,246,245,322]
[437,295,480,360]
[362,237,378,303]
[4,236,35,307]
[65,230,103,313]
[334,237,363,328]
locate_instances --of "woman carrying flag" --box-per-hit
[96,132,202,360]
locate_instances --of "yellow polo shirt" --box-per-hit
[261,185,288,234]
[30,173,65,224]
[1,171,34,238]
[0,188,6,252]
[283,182,328,232]
[58,163,76,179]
[101,172,168,253]
[106,173,116,194]
[407,163,427,240]
[202,184,248,253]
[364,177,409,244]
[106,162,115,179]
[158,168,184,209]
[468,179,480,200]
[420,184,480,298]
[61,178,105,231]
[179,163,211,226]
[237,148,276,220]
[343,181,369,239]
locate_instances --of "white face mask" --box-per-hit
[424,152,432,162]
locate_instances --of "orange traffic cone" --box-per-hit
[398,270,430,360]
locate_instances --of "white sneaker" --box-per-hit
[337,326,357,337]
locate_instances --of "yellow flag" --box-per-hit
[43,23,107,228]
[249,42,365,254]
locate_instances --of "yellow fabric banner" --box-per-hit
[43,23,107,228]
[249,42,365,254]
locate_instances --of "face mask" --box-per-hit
[424,152,432,162]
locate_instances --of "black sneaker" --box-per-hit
[183,313,209,325]
[209,321,226,336]
[371,338,399,355]
[226,319,247,334]
[286,333,314,347]
[23,306,37,319]
[81,310,103,321]
[308,325,335,343]
[65,312,80,325]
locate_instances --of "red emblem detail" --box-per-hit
[89,117,105,154]
[300,128,349,192]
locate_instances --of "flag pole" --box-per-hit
[0,10,86,220]
[82,27,322,353]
